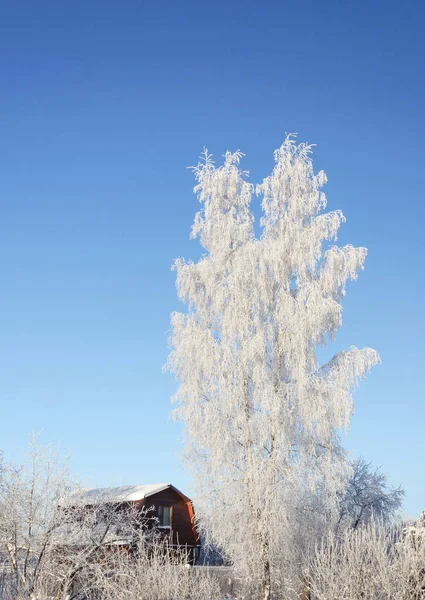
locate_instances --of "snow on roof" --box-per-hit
[63,483,189,506]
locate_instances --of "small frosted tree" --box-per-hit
[337,457,404,532]
[167,136,380,599]
[0,437,74,599]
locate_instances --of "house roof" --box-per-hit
[63,483,190,506]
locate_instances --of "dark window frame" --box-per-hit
[158,505,172,528]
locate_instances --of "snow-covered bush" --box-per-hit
[308,516,425,600]
[83,542,221,600]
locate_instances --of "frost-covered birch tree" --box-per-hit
[167,136,380,600]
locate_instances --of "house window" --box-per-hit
[158,505,172,527]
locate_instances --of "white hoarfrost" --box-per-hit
[167,136,380,600]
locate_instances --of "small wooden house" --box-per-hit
[70,483,200,562]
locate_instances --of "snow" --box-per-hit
[63,483,187,506]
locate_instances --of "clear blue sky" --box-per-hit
[0,1,424,516]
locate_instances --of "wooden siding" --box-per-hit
[137,487,199,550]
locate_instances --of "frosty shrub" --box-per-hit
[309,516,425,600]
[167,136,380,599]
[84,540,222,600]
